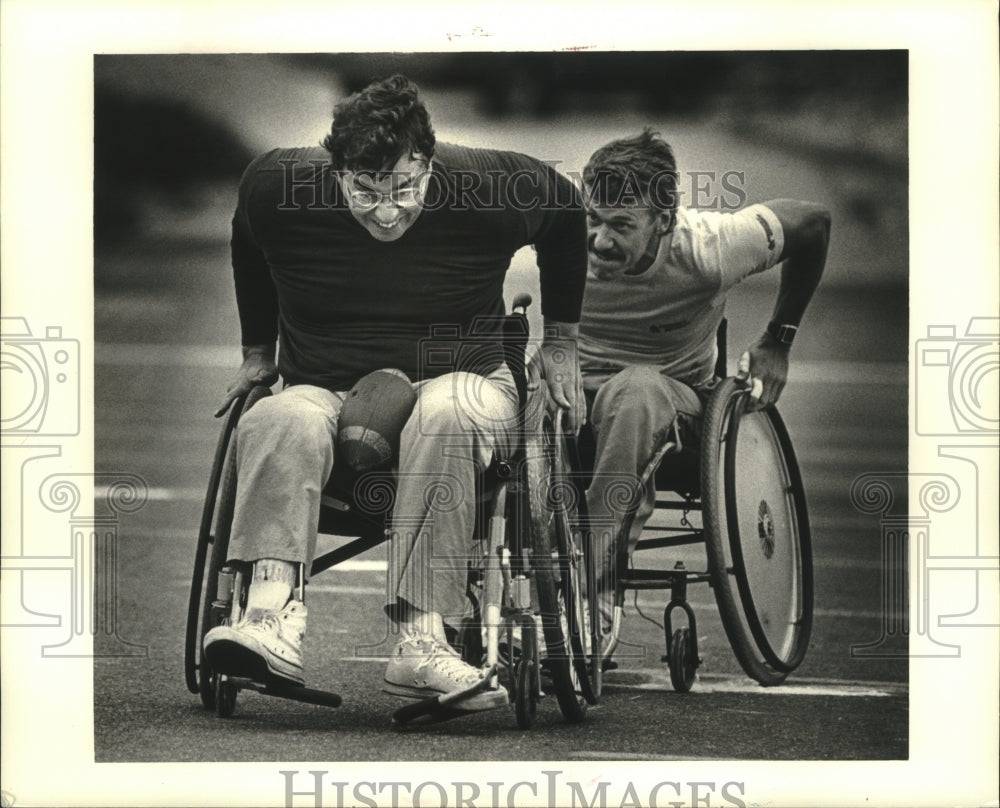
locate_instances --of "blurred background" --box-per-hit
[94,51,907,354]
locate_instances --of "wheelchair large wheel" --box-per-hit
[701,377,813,686]
[560,430,604,699]
[552,425,603,704]
[184,386,272,708]
[184,394,242,696]
[525,415,597,723]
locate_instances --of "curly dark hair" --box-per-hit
[582,128,678,213]
[321,74,436,171]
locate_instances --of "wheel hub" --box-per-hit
[757,500,775,558]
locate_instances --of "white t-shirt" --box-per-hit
[579,204,785,390]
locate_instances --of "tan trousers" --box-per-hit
[228,365,519,627]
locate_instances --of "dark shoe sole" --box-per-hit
[383,681,509,712]
[204,638,304,689]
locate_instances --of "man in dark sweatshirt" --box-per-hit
[203,74,587,713]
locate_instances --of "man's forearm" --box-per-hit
[771,258,824,328]
[771,214,830,328]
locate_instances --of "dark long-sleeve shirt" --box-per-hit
[231,142,587,390]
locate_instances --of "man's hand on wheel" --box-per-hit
[538,334,585,435]
[736,332,790,411]
[214,345,278,417]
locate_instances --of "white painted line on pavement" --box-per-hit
[661,680,894,697]
[611,668,904,697]
[635,552,887,573]
[312,559,387,572]
[644,515,878,532]
[125,500,888,548]
[96,344,907,385]
[94,485,205,502]
[301,584,385,595]
[172,559,387,576]
[172,564,891,620]
[811,556,889,570]
[97,344,239,367]
[169,578,385,599]
[130,528,197,540]
[814,607,888,619]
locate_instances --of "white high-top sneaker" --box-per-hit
[203,600,307,688]
[384,633,507,711]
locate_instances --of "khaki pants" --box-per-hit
[584,365,705,595]
[228,365,519,627]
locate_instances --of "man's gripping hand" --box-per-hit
[214,344,278,417]
[736,331,790,411]
[538,320,585,434]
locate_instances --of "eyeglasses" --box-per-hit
[343,163,433,211]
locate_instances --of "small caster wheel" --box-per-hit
[198,665,217,711]
[668,627,698,693]
[514,613,539,729]
[214,675,238,717]
[514,658,538,729]
[502,617,522,675]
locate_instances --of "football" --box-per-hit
[336,368,417,472]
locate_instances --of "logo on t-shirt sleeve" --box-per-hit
[755,212,776,251]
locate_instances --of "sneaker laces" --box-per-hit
[412,637,483,687]
[240,609,280,635]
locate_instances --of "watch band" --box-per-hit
[767,321,798,346]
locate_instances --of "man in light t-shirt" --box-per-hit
[578,129,830,637]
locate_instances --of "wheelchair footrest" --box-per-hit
[226,677,343,708]
[391,664,504,727]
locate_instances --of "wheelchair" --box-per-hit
[183,295,600,728]
[572,322,814,695]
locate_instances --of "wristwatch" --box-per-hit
[766,321,798,346]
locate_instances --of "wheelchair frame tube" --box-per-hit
[483,483,508,681]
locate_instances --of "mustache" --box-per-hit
[588,237,624,262]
